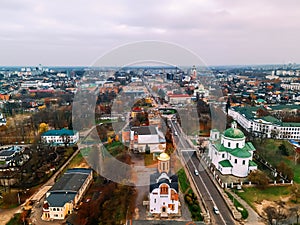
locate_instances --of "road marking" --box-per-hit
[186,153,227,225]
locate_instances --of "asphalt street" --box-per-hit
[170,119,236,225]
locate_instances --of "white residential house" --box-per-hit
[41,129,79,146]
[149,153,180,217]
[130,126,166,153]
[42,168,93,220]
[0,146,26,167]
[208,121,257,177]
[166,94,191,105]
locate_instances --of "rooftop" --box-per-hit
[150,172,178,193]
[219,159,233,168]
[229,148,252,158]
[47,192,77,207]
[213,141,255,157]
[223,127,245,139]
[157,152,170,161]
[249,160,258,167]
[0,146,23,158]
[231,105,300,127]
[131,126,158,135]
[49,168,92,193]
[168,94,190,98]
[41,128,77,136]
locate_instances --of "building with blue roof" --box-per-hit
[42,168,93,221]
[41,128,79,146]
[0,146,25,167]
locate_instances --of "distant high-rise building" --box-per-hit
[191,65,197,80]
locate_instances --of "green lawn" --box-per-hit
[104,141,125,157]
[67,152,86,168]
[225,190,248,219]
[95,119,118,124]
[80,147,91,157]
[161,109,177,115]
[194,130,210,137]
[283,158,300,183]
[236,186,294,208]
[191,139,198,146]
[144,153,157,166]
[177,168,190,193]
[178,168,203,221]
[253,139,300,183]
[6,213,21,225]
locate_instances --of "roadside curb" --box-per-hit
[196,152,242,225]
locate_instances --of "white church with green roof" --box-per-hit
[208,121,257,177]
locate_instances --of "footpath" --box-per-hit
[227,188,266,225]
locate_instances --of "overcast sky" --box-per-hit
[1,0,300,66]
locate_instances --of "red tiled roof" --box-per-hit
[168,94,190,98]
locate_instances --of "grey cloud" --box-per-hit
[0,0,300,65]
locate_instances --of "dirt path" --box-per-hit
[0,206,22,225]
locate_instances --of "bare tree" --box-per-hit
[264,203,287,225]
[61,134,70,147]
[270,129,279,139]
[290,206,300,225]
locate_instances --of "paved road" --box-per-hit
[26,125,102,224]
[27,127,98,225]
[185,152,236,225]
[169,119,237,225]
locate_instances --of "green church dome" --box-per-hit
[223,127,245,139]
[223,121,245,138]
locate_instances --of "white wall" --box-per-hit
[134,143,166,153]
[222,136,245,149]
[218,165,232,175]
[49,207,65,220]
[149,185,179,215]
[42,132,79,145]
[230,155,250,177]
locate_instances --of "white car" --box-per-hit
[194,169,199,176]
[213,206,220,214]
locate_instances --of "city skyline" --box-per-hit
[1,0,300,66]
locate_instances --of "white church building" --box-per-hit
[208,121,257,177]
[149,153,180,217]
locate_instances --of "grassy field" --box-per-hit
[6,213,21,225]
[192,130,210,137]
[144,153,157,166]
[236,186,297,208]
[67,152,87,168]
[104,141,125,157]
[80,147,91,157]
[253,139,300,183]
[177,168,203,221]
[177,168,190,193]
[191,139,198,146]
[225,190,248,219]
[283,157,300,183]
[95,119,117,124]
